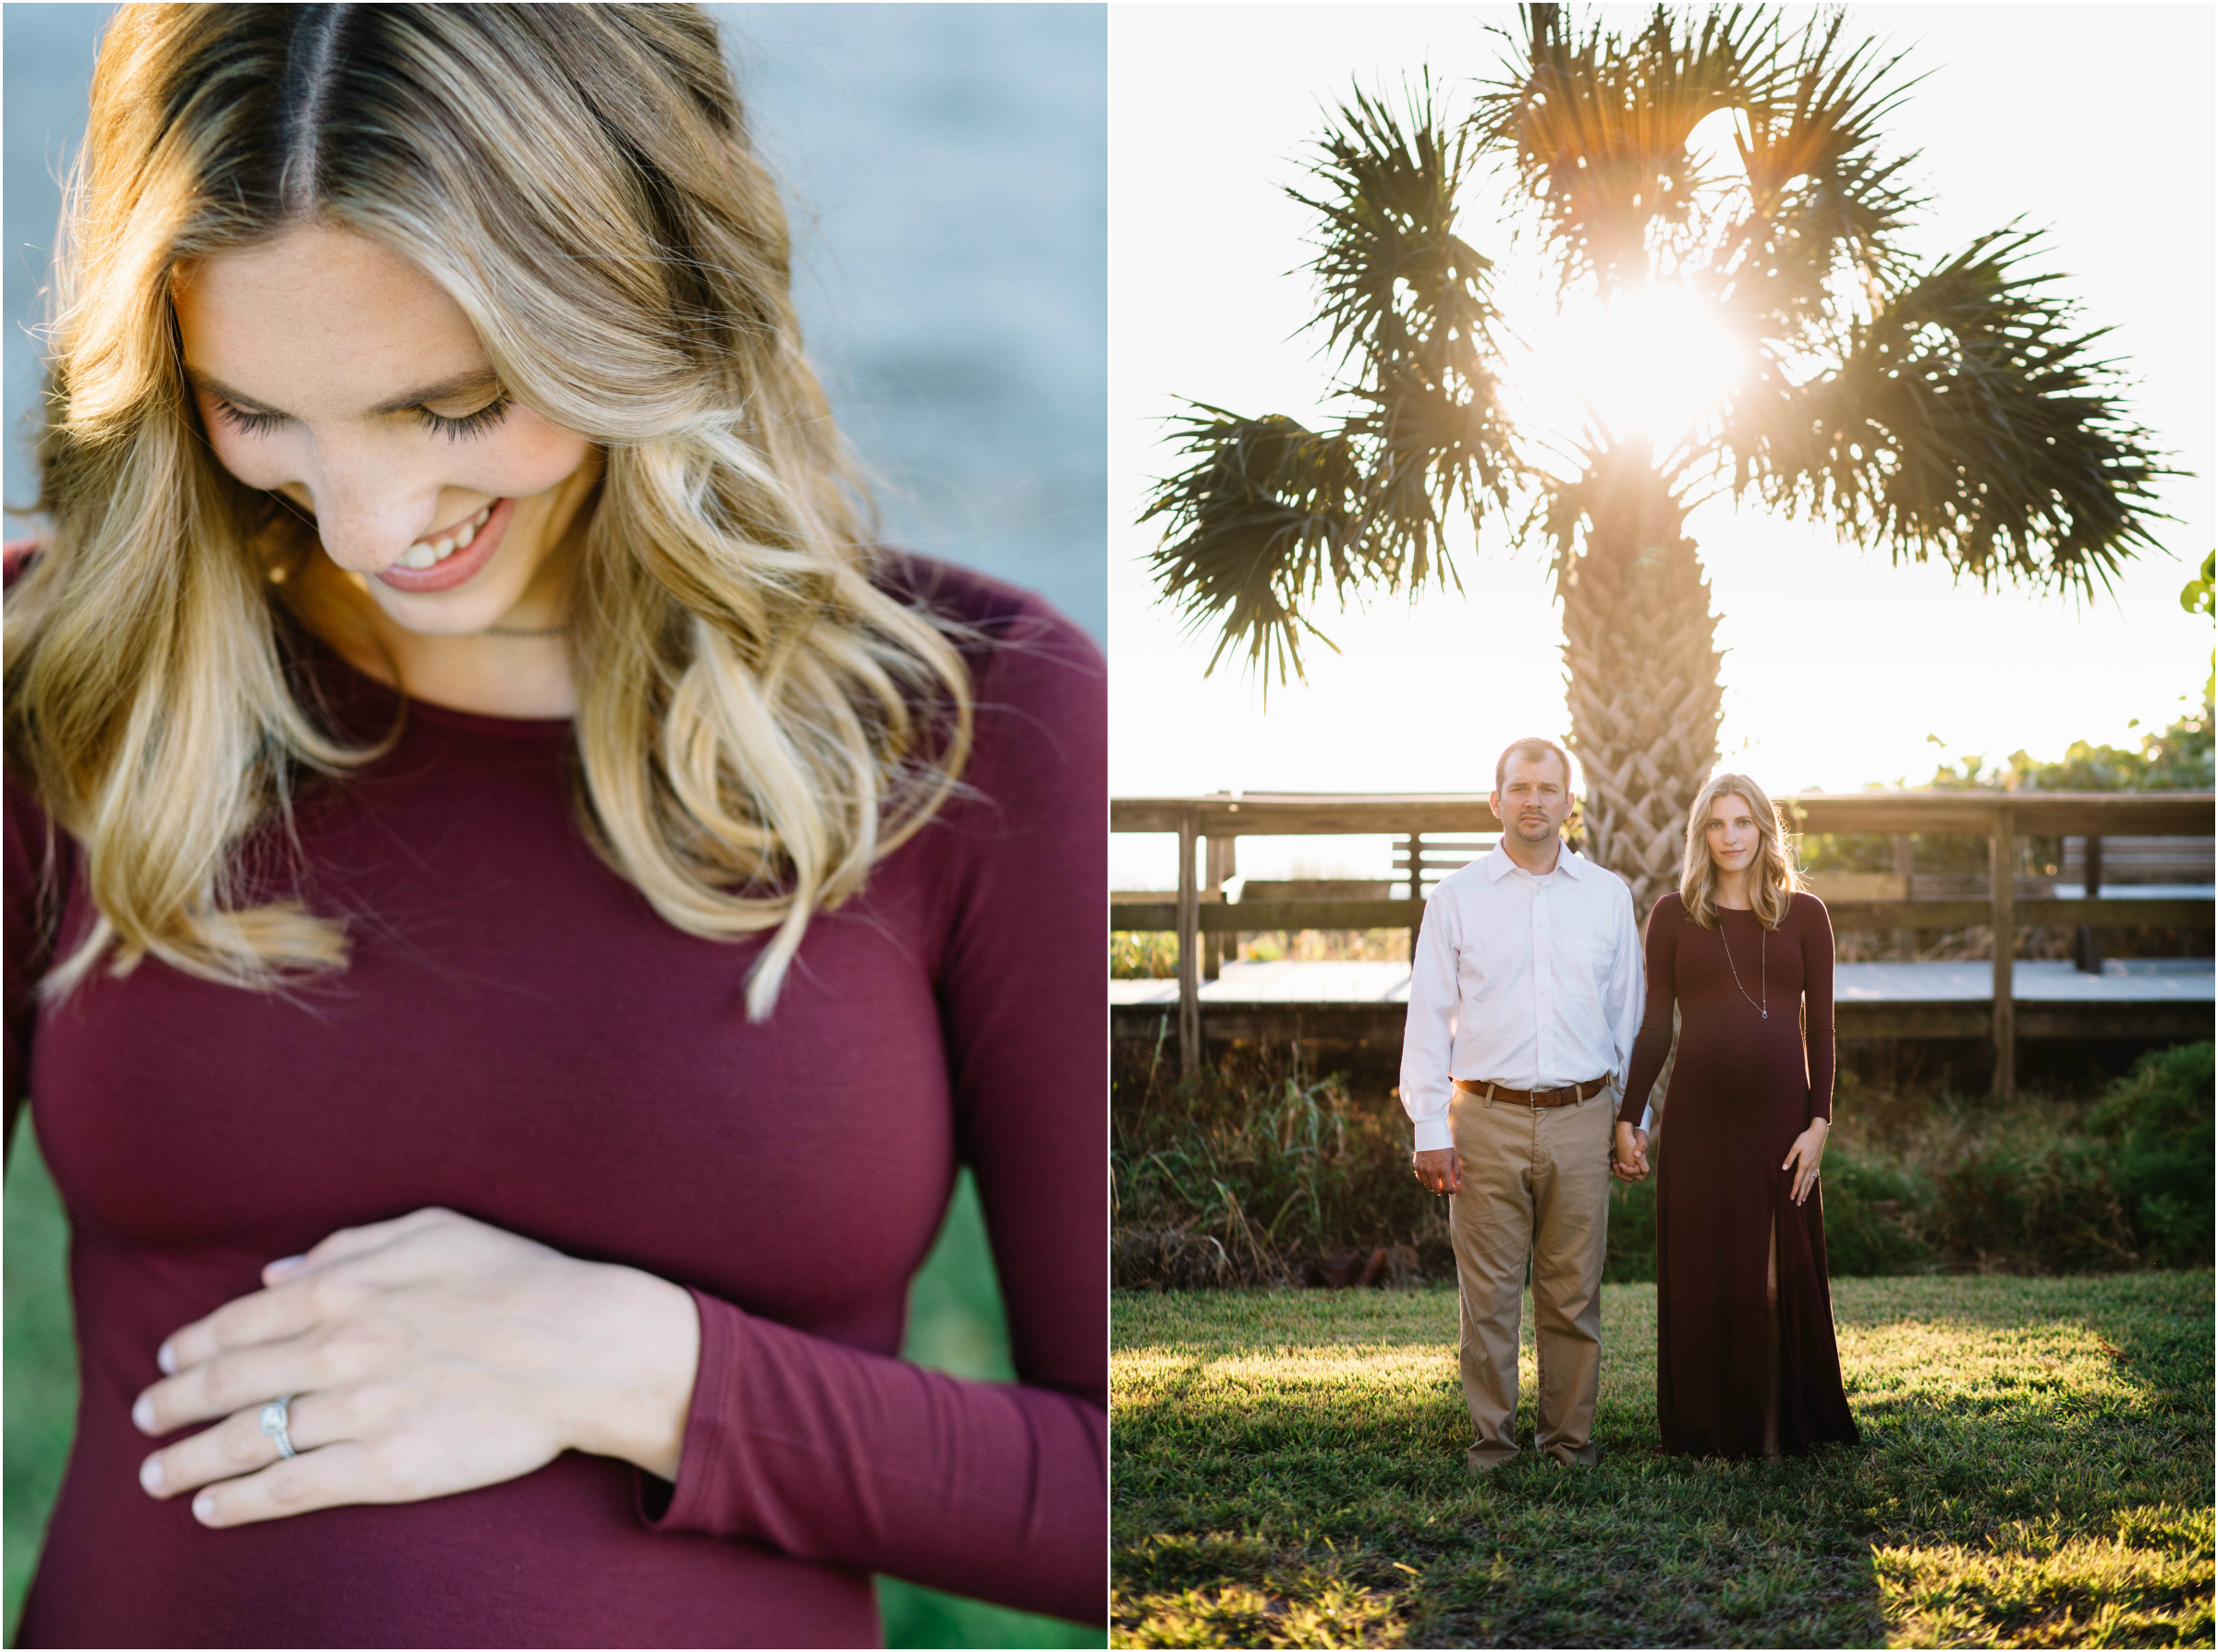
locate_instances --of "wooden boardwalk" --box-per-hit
[1113,791,2215,1088]
[1110,957,2215,1046]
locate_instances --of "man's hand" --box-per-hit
[1612,1123,1650,1182]
[1412,1148,1461,1195]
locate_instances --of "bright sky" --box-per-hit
[1108,4,2215,884]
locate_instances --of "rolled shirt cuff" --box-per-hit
[1412,1115,1454,1154]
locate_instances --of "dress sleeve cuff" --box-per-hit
[1412,1115,1453,1154]
[636,1284,743,1537]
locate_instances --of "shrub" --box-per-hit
[1929,1141,2139,1273]
[1813,1149,1934,1277]
[1113,1052,1450,1288]
[1603,1175,1656,1283]
[1112,1046,2205,1287]
[2086,1041,2215,1267]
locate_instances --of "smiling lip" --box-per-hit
[374,497,514,594]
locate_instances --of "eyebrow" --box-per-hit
[183,366,501,419]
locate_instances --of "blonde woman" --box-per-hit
[1612,775,1859,1460]
[2,6,1103,1644]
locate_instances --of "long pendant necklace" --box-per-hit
[1719,910,1767,1019]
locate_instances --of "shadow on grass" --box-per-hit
[1113,1275,2212,1647]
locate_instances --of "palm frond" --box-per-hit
[1293,80,1501,388]
[1723,230,2175,593]
[1475,4,1773,288]
[1139,86,1526,687]
[1140,407,1364,685]
[1344,360,1521,591]
[1712,10,1926,339]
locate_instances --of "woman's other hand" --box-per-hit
[1782,1118,1829,1205]
[1612,1122,1650,1182]
[130,1208,701,1528]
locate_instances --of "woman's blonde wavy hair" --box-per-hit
[3,3,973,1018]
[1678,771,1802,930]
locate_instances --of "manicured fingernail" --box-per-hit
[140,1455,165,1494]
[132,1395,156,1433]
[156,1341,177,1376]
[192,1492,216,1524]
[266,1255,308,1280]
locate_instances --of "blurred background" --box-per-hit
[2,5,1105,1646]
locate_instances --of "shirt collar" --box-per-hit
[1485,841,1586,881]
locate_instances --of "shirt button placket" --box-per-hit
[1533,883,1549,1081]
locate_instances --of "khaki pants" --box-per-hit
[1448,1082,1615,1468]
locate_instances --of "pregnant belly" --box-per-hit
[23,1399,875,1648]
[24,1248,876,1651]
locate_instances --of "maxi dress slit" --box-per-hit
[1622,892,1859,1459]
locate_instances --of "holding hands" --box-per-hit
[1612,1122,1651,1182]
[131,1208,701,1528]
[1782,1118,1829,1204]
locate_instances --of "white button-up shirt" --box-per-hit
[1398,842,1645,1153]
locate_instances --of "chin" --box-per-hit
[371,585,515,638]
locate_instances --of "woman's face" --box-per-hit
[1703,792,1762,876]
[171,224,598,636]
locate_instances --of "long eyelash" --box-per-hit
[213,399,287,437]
[417,393,512,443]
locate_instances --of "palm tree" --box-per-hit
[1142,5,2172,916]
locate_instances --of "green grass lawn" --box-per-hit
[1113,1277,2213,1648]
[4,1127,1102,1649]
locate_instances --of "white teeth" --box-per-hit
[395,505,494,575]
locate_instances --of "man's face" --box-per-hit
[1492,753,1573,848]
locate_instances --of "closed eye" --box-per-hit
[212,397,288,438]
[416,393,512,443]
[208,393,513,443]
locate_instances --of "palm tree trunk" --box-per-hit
[1557,446,1724,921]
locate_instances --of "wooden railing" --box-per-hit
[1110,791,2216,1091]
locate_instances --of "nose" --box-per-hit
[299,442,440,573]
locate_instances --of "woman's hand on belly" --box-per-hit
[128,1207,701,1527]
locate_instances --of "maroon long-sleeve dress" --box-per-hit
[1618,891,1859,1459]
[4,554,1106,1647]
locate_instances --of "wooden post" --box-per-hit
[1991,806,2015,1099]
[1892,832,1915,959]
[1176,805,1200,1077]
[1203,834,1235,980]
[2074,835,2103,974]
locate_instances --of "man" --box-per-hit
[1400,737,1648,1469]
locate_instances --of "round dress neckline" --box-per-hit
[294,619,574,740]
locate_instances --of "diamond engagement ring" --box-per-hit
[258,1394,299,1459]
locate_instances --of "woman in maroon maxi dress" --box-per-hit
[1614,774,1860,1459]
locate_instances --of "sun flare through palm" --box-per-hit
[1141,3,2170,912]
[1517,283,1750,461]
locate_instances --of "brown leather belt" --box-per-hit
[1455,1075,1609,1109]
